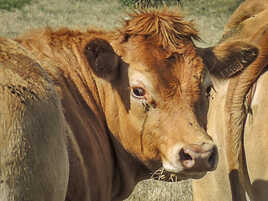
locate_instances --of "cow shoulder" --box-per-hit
[0,37,69,201]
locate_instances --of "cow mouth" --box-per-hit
[151,167,206,182]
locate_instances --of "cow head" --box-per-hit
[84,10,218,181]
[196,35,260,140]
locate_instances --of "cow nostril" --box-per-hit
[207,146,218,169]
[179,148,195,168]
[179,144,218,171]
[179,148,192,161]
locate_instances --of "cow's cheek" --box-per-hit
[122,101,161,162]
[115,100,150,158]
[129,99,149,120]
[137,112,164,162]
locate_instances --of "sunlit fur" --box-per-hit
[193,2,268,201]
[120,9,200,51]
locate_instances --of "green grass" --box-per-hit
[0,0,32,11]
[0,0,243,200]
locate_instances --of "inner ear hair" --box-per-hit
[84,38,120,81]
[201,41,259,79]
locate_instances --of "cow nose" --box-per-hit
[179,143,218,172]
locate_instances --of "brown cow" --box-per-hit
[1,9,219,201]
[193,1,268,201]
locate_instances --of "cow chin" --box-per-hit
[151,167,207,182]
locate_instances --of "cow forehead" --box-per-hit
[123,42,205,103]
[128,67,154,88]
[121,36,170,65]
[123,36,202,73]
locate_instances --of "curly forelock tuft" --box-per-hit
[120,9,200,51]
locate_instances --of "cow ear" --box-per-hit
[198,41,258,79]
[85,38,120,81]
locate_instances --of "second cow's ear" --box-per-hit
[198,40,258,79]
[85,38,120,81]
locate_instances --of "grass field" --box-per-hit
[0,0,242,200]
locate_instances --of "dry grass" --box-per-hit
[0,0,242,200]
[0,0,125,37]
[127,179,193,201]
[0,0,240,46]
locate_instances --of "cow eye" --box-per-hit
[167,53,177,63]
[132,87,146,99]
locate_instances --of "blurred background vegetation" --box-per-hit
[119,0,181,8]
[0,0,243,12]
[0,0,32,11]
[0,0,244,200]
[0,0,243,47]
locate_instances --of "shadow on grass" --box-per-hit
[0,0,32,11]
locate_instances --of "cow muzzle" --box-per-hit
[152,142,218,182]
[160,142,218,179]
[179,143,218,172]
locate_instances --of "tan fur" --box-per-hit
[193,1,268,201]
[224,25,268,201]
[4,9,217,201]
[223,0,268,38]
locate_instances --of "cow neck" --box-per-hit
[59,35,149,199]
[75,65,106,126]
[88,69,150,200]
[58,45,123,200]
[107,131,150,201]
[68,49,150,200]
[89,76,145,200]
